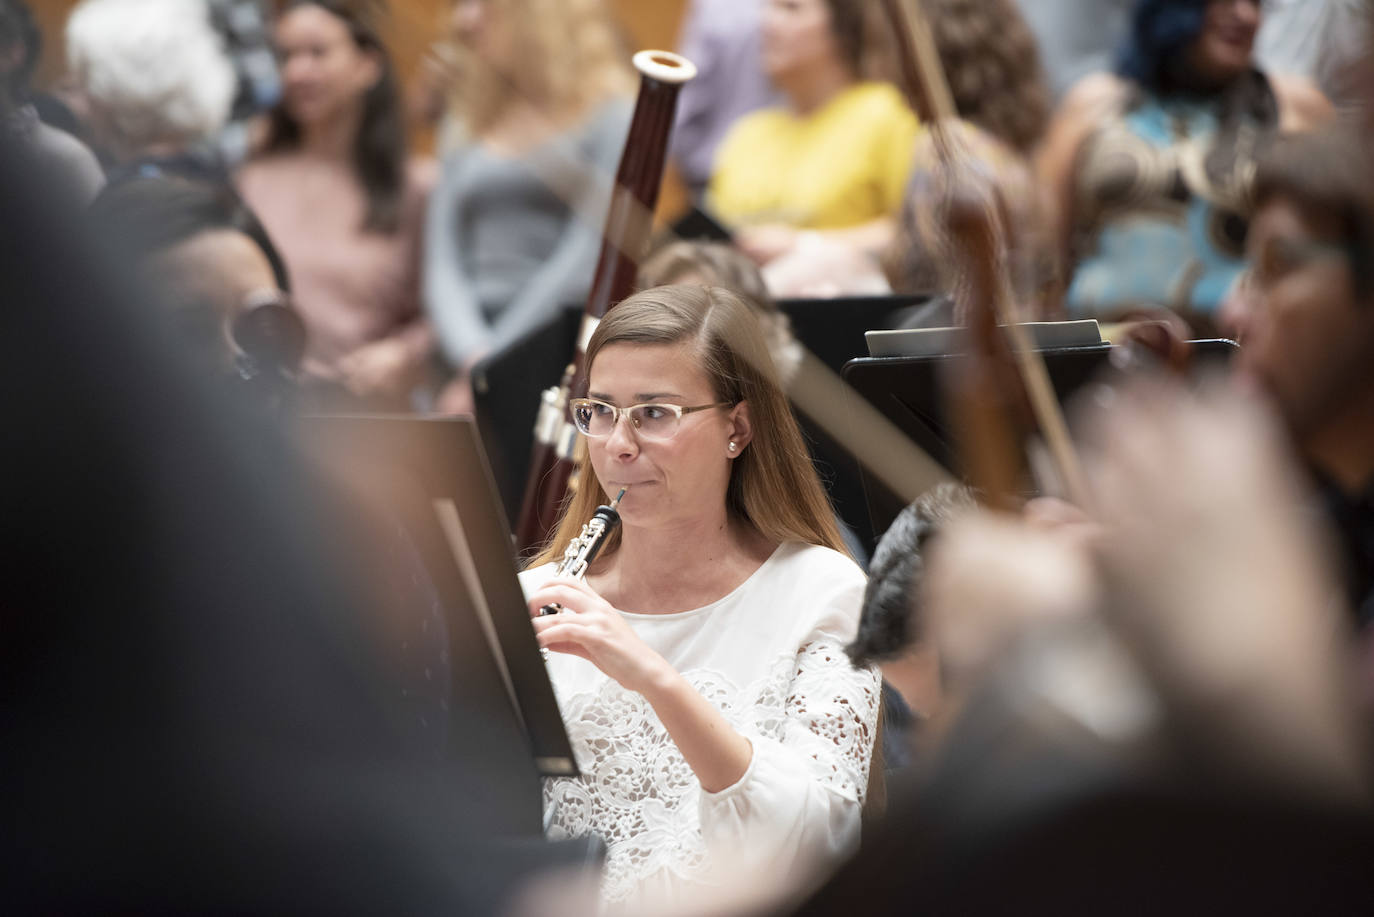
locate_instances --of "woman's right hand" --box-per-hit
[528,576,672,696]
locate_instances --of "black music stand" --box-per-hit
[471,305,582,524]
[842,339,1240,544]
[670,205,733,243]
[778,294,932,551]
[778,293,930,376]
[299,415,580,836]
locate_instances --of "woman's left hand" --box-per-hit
[736,223,799,266]
[529,578,670,695]
[335,338,417,397]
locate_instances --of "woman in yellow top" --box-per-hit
[709,0,919,281]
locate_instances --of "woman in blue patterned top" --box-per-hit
[1038,0,1332,329]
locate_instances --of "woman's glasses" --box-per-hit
[570,398,731,441]
[1237,236,1350,300]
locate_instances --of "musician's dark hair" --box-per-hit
[847,483,977,666]
[0,0,39,102]
[1116,0,1263,92]
[530,284,850,567]
[923,0,1049,153]
[90,176,290,293]
[264,0,406,233]
[89,176,300,372]
[1117,0,1207,88]
[1254,125,1374,302]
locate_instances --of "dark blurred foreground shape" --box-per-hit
[0,138,556,915]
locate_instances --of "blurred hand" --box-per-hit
[924,509,1099,686]
[1085,377,1339,689]
[528,577,671,695]
[301,355,341,382]
[736,223,799,266]
[1023,495,1102,550]
[1083,375,1366,796]
[335,338,417,398]
[435,373,475,415]
[760,237,892,298]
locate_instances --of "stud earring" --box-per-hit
[728,441,737,452]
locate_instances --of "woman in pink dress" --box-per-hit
[237,0,435,407]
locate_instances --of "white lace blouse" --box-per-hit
[519,542,881,907]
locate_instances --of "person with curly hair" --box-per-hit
[883,0,1056,315]
[422,0,634,414]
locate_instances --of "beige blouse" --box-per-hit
[236,154,436,369]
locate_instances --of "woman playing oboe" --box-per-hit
[522,285,880,907]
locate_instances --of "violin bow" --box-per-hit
[878,0,1091,510]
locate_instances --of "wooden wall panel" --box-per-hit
[28,0,78,85]
[31,0,687,83]
[610,0,689,51]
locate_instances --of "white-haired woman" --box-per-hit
[64,0,235,176]
[522,285,880,907]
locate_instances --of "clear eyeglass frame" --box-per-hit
[569,397,732,441]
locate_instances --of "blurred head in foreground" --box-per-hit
[89,177,302,379]
[1230,126,1374,481]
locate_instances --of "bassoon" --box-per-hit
[513,51,697,555]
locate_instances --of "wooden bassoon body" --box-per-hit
[513,50,697,555]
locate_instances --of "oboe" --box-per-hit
[538,486,628,616]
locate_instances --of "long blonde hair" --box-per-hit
[443,0,632,138]
[530,285,850,567]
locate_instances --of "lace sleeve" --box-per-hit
[697,640,881,880]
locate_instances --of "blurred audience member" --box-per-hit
[637,240,802,382]
[883,0,1055,315]
[1014,0,1363,109]
[88,177,303,392]
[670,0,780,198]
[708,0,918,295]
[65,0,236,180]
[424,0,632,414]
[238,0,435,407]
[0,0,102,200]
[639,240,771,305]
[1040,0,1332,329]
[1224,126,1374,635]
